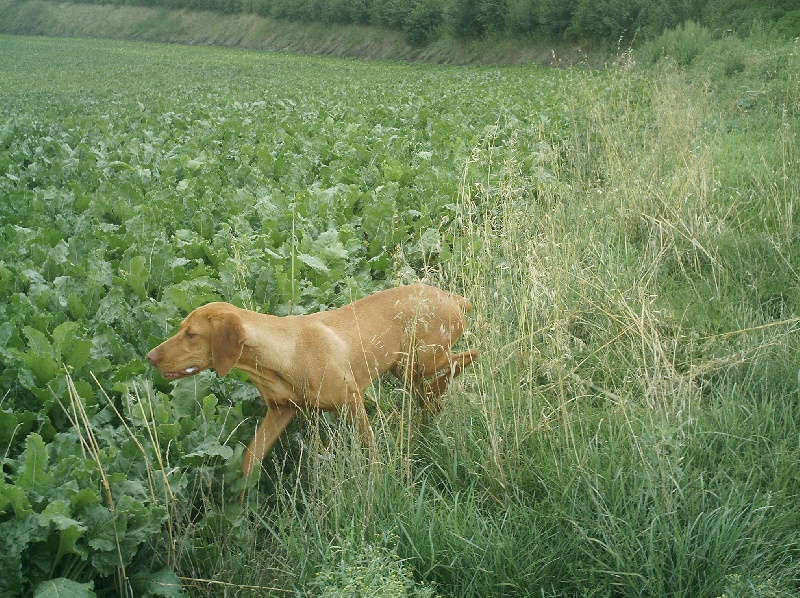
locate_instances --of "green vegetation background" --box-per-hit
[1,3,799,597]
[2,0,799,64]
[3,0,800,49]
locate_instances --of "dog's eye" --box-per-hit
[184,329,196,339]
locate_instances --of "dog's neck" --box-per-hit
[233,316,301,405]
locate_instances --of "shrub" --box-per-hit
[571,0,645,41]
[774,9,800,38]
[404,0,444,46]
[444,0,483,37]
[538,0,577,34]
[477,0,508,34]
[701,0,800,35]
[639,20,715,65]
[504,0,539,35]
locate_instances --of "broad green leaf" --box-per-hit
[21,353,60,386]
[23,326,60,383]
[85,504,119,557]
[23,326,54,358]
[131,568,187,597]
[70,487,100,510]
[164,277,219,312]
[297,253,330,274]
[66,293,87,320]
[127,255,150,300]
[65,339,93,371]
[2,484,33,519]
[51,321,93,370]
[18,433,51,493]
[0,262,12,293]
[419,227,441,252]
[39,500,89,561]
[34,578,96,598]
[157,422,181,441]
[169,373,214,419]
[0,516,41,595]
[51,321,79,354]
[95,287,129,325]
[38,499,72,526]
[201,393,218,419]
[0,409,36,445]
[0,320,16,350]
[382,156,405,182]
[182,440,234,465]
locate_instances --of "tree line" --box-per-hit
[37,0,800,45]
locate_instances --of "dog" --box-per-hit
[147,284,477,481]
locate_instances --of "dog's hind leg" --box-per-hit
[345,391,375,448]
[422,349,478,411]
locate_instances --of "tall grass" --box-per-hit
[437,37,800,596]
[135,33,800,596]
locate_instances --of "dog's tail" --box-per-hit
[440,287,472,314]
[455,294,472,314]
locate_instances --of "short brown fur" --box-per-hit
[147,284,477,481]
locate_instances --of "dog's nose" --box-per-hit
[146,349,159,365]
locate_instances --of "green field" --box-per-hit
[1,31,799,597]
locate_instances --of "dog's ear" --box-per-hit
[208,312,246,377]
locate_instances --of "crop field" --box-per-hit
[1,31,799,597]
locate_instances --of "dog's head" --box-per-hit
[147,302,246,380]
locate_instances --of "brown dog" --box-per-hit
[147,284,477,481]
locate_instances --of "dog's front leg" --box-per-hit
[242,403,299,480]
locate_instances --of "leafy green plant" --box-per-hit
[310,534,438,597]
[0,380,182,597]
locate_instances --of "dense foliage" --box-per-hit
[19,0,800,45]
[2,25,799,597]
[0,34,568,595]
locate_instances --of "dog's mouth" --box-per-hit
[161,366,202,380]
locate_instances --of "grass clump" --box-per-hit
[432,36,800,596]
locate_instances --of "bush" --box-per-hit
[538,0,577,34]
[504,0,539,35]
[477,0,508,34]
[321,0,370,24]
[639,20,715,65]
[638,0,704,35]
[404,0,444,46]
[775,9,800,38]
[371,0,414,29]
[701,0,800,35]
[444,0,483,37]
[571,0,645,41]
